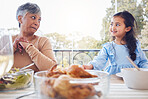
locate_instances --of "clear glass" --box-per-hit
[34,70,110,99]
[0,29,13,78]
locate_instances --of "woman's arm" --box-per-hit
[20,37,57,71]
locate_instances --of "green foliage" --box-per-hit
[76,36,101,49]
[45,32,72,49]
[44,33,103,49]
[139,22,148,49]
[141,0,148,18]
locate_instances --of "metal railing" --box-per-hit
[53,49,148,66]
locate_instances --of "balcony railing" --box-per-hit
[53,49,148,66]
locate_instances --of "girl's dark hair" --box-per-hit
[113,11,137,61]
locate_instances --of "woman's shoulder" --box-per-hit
[35,35,52,49]
[37,35,49,40]
[36,35,50,42]
[36,35,51,45]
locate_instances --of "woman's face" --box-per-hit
[109,16,130,39]
[19,12,41,35]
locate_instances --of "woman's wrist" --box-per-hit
[25,43,33,50]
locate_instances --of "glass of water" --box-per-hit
[0,29,13,78]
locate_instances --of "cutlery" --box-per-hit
[16,91,35,99]
[20,63,35,70]
[126,56,140,71]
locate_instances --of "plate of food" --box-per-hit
[0,68,34,91]
[34,65,110,99]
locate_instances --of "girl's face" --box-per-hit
[19,12,41,35]
[109,16,130,39]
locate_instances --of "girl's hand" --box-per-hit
[82,64,93,70]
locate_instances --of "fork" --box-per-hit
[15,91,35,99]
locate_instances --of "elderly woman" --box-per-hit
[12,2,57,72]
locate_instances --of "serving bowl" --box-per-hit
[34,70,110,99]
[0,69,34,91]
[121,68,148,90]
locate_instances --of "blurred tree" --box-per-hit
[139,22,148,49]
[141,0,148,18]
[139,0,148,49]
[99,2,115,41]
[77,36,101,49]
[45,32,72,49]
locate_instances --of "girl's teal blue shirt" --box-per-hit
[89,41,148,75]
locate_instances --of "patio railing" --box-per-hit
[53,49,148,66]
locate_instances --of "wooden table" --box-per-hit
[0,75,148,99]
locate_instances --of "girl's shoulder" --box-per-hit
[102,41,113,48]
[135,40,143,52]
[136,40,141,46]
[101,41,115,55]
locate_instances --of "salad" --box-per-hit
[0,68,33,91]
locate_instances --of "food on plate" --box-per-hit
[67,65,98,78]
[53,75,96,99]
[40,65,102,99]
[0,68,33,91]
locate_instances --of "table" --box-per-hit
[107,75,148,99]
[0,75,148,99]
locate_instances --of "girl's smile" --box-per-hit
[109,16,127,39]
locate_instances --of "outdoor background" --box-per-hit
[0,0,147,66]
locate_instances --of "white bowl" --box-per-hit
[121,68,148,90]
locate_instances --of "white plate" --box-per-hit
[116,72,123,77]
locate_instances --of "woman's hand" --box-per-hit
[19,41,30,49]
[13,37,28,53]
[82,64,93,70]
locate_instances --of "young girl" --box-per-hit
[83,11,148,75]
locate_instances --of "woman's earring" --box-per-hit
[18,16,23,24]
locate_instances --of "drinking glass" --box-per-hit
[0,29,13,78]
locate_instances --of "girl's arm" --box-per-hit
[137,48,148,68]
[89,47,109,70]
[83,44,109,70]
[136,41,148,68]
